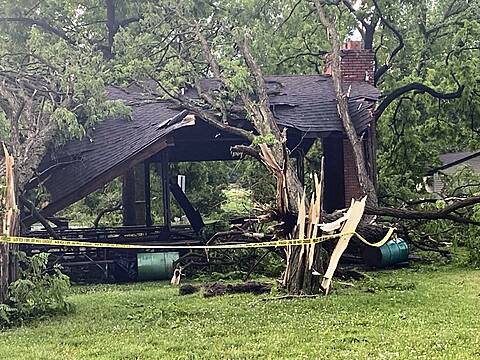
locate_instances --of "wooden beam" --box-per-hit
[19,195,60,239]
[161,150,171,230]
[169,179,204,233]
[144,161,152,227]
[122,168,136,226]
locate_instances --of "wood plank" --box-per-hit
[169,179,205,234]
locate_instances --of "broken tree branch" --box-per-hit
[365,195,480,225]
[93,203,122,228]
[374,82,464,120]
[0,17,75,45]
[371,0,404,85]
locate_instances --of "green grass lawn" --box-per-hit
[0,266,479,360]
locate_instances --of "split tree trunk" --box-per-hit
[282,3,380,295]
[1,145,19,303]
[268,2,382,295]
[240,39,325,294]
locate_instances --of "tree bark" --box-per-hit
[239,38,303,212]
[314,1,377,206]
[239,37,321,294]
[0,245,10,302]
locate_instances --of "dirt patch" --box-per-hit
[178,281,272,297]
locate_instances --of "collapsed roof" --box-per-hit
[32,75,380,216]
[190,75,379,133]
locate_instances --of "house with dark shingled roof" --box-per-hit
[425,151,480,194]
[27,41,379,225]
[20,42,380,282]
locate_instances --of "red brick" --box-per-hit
[324,45,376,206]
[343,139,362,203]
[324,48,375,84]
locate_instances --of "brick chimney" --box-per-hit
[324,40,375,84]
[324,41,376,207]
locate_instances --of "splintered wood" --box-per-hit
[1,144,18,302]
[283,164,366,294]
[283,169,325,292]
[321,197,366,294]
[2,144,17,236]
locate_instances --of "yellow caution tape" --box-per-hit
[355,227,396,248]
[0,228,395,250]
[0,233,345,250]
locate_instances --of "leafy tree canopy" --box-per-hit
[1,0,479,209]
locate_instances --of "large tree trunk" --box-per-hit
[315,1,377,206]
[280,3,381,295]
[239,38,323,294]
[283,171,326,295]
[284,243,325,294]
[268,2,382,295]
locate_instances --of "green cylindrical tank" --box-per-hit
[362,238,409,268]
[136,252,179,281]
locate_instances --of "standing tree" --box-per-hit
[0,0,131,300]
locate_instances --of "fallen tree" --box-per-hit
[2,1,479,298]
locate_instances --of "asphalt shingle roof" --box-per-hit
[36,75,379,215]
[37,87,193,214]
[192,75,379,133]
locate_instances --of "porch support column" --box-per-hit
[144,161,152,227]
[122,168,136,226]
[322,133,345,212]
[161,150,171,230]
[134,163,146,225]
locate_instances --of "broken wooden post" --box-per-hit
[169,179,204,233]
